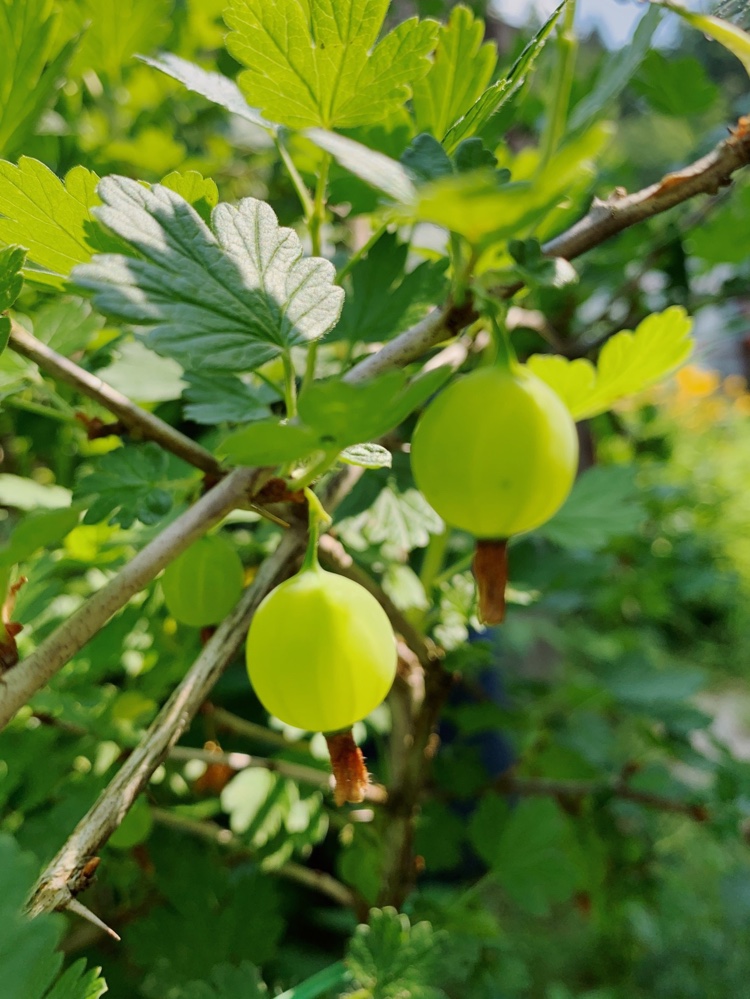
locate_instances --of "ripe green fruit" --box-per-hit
[162,533,244,627]
[246,566,397,733]
[411,364,578,538]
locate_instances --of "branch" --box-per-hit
[496,774,709,821]
[543,115,750,260]
[0,466,266,730]
[168,745,330,791]
[26,525,306,919]
[150,808,356,909]
[205,704,313,753]
[8,320,223,479]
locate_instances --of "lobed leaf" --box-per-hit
[0,245,25,354]
[651,1,750,77]
[528,306,693,420]
[224,0,439,130]
[73,177,344,372]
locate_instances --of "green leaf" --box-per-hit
[0,158,121,283]
[0,0,77,160]
[411,5,497,141]
[651,2,750,77]
[139,53,272,129]
[218,422,318,466]
[31,299,103,356]
[0,474,71,510]
[0,245,25,354]
[569,6,661,132]
[339,443,392,469]
[276,963,349,999]
[306,129,417,203]
[602,660,706,707]
[74,443,196,528]
[334,232,448,343]
[224,0,439,130]
[160,170,220,225]
[346,907,448,999]
[61,0,170,80]
[339,484,444,554]
[73,178,344,372]
[401,133,454,184]
[537,465,646,550]
[633,51,720,117]
[177,963,268,999]
[469,798,579,916]
[183,372,279,425]
[0,506,80,568]
[528,306,693,421]
[0,833,107,999]
[96,340,186,403]
[443,2,567,152]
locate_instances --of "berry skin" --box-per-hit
[245,567,397,733]
[162,534,244,627]
[411,364,578,539]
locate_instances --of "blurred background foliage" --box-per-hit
[1,0,750,997]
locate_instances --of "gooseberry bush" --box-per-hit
[2,0,750,996]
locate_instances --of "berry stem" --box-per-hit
[301,487,332,572]
[473,539,509,625]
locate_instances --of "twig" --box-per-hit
[495,773,709,821]
[150,808,356,908]
[26,526,306,920]
[542,116,750,260]
[0,466,267,731]
[168,744,332,790]
[8,320,223,479]
[206,704,313,753]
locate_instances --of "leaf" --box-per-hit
[334,232,448,343]
[182,372,279,425]
[469,798,579,916]
[400,133,455,184]
[339,443,392,469]
[305,129,417,203]
[0,0,77,160]
[633,51,720,117]
[0,506,80,568]
[218,423,318,466]
[651,1,750,77]
[443,2,568,152]
[602,660,706,707]
[96,340,186,403]
[346,907,448,999]
[569,6,661,131]
[224,0,439,130]
[31,299,103,356]
[73,178,344,373]
[0,474,71,510]
[74,443,196,528]
[411,5,497,141]
[0,245,25,354]
[0,833,107,999]
[536,465,646,550]
[0,158,121,282]
[276,963,349,999]
[139,53,272,129]
[61,0,170,80]
[339,484,444,554]
[528,307,694,420]
[178,963,268,999]
[160,170,220,225]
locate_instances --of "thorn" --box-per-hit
[65,897,121,942]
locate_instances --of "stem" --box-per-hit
[275,135,315,220]
[539,0,578,169]
[335,221,389,284]
[302,340,318,392]
[3,396,76,423]
[291,452,336,491]
[309,152,330,258]
[490,312,517,371]
[419,528,449,596]
[282,350,297,420]
[301,487,332,572]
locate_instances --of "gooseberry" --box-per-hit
[162,533,244,627]
[410,351,578,622]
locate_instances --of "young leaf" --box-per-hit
[159,170,220,224]
[651,1,750,76]
[469,798,579,916]
[338,484,444,553]
[0,159,121,284]
[74,443,196,528]
[528,306,693,420]
[339,443,392,469]
[177,963,268,999]
[346,907,448,999]
[334,232,449,343]
[0,246,25,354]
[224,0,439,129]
[443,1,568,152]
[411,5,497,141]
[0,0,77,160]
[401,133,455,183]
[0,833,107,999]
[73,178,344,372]
[139,53,272,129]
